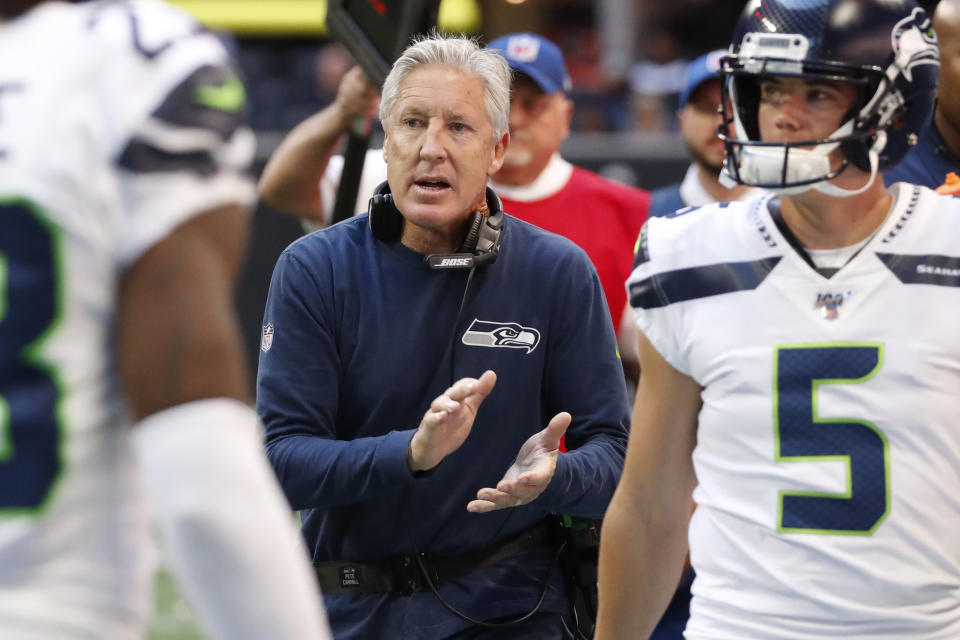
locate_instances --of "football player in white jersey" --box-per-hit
[596,1,960,639]
[0,2,330,639]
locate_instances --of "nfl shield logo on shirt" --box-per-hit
[261,322,274,352]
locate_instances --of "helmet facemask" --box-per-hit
[718,1,939,198]
[718,42,887,197]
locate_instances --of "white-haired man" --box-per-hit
[259,33,651,387]
[257,34,629,639]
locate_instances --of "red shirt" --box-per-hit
[500,166,651,328]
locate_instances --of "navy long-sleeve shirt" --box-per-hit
[257,213,629,639]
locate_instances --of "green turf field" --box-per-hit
[147,513,303,638]
[149,569,206,640]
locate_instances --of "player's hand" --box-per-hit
[467,411,571,513]
[333,65,380,128]
[407,370,497,473]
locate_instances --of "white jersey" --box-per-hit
[0,2,255,637]
[628,185,960,639]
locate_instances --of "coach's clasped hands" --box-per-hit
[405,369,571,512]
[467,411,570,513]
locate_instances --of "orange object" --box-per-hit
[935,172,960,195]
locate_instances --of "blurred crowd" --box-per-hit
[233,0,941,135]
[232,3,743,135]
[236,36,688,135]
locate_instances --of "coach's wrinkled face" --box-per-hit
[383,65,507,253]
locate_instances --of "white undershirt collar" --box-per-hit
[679,163,765,208]
[806,236,872,270]
[489,153,574,202]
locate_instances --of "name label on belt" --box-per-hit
[339,566,361,587]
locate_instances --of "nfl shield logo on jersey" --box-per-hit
[261,322,274,352]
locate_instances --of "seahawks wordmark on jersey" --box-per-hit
[628,184,960,639]
[0,2,254,637]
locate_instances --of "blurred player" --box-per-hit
[597,1,958,639]
[0,2,330,638]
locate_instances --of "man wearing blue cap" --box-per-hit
[648,50,762,218]
[260,33,651,384]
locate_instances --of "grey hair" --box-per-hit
[379,34,510,140]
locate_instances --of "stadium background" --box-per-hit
[149,0,941,636]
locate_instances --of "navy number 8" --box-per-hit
[0,200,64,513]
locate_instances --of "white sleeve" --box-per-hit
[94,4,258,267]
[626,218,691,376]
[131,398,331,640]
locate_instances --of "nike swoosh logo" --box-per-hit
[194,76,246,112]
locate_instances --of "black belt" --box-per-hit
[314,521,554,595]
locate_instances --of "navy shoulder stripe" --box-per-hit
[153,64,247,138]
[664,205,700,219]
[629,257,781,309]
[116,65,248,175]
[117,141,217,175]
[875,253,960,287]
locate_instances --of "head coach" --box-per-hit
[256,34,629,639]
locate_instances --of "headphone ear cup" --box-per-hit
[459,187,503,252]
[485,186,504,217]
[368,192,404,241]
[458,211,485,253]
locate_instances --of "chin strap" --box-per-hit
[725,127,887,199]
[718,168,738,189]
[812,130,887,198]
[731,121,851,195]
[719,114,887,198]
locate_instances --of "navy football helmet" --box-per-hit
[719,0,940,196]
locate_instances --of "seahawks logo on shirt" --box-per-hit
[461,319,541,354]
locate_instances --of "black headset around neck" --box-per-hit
[367,181,504,269]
